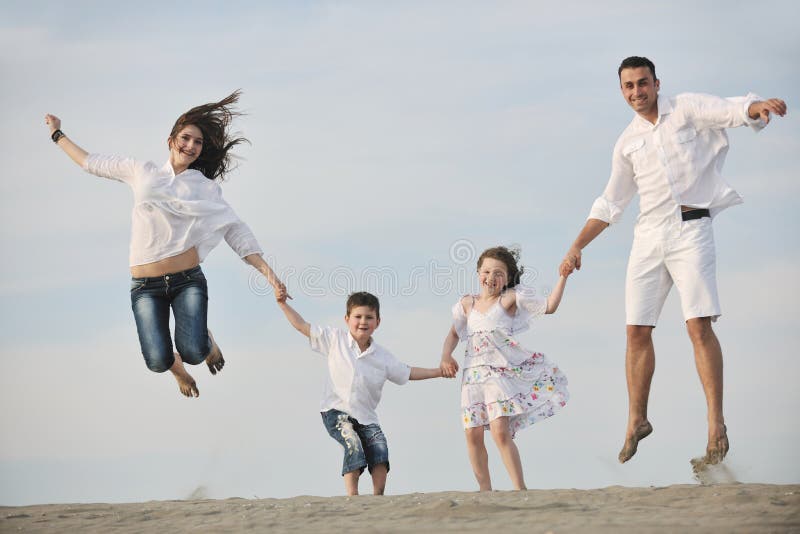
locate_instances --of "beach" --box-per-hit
[2,483,797,533]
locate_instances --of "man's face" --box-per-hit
[620,66,660,117]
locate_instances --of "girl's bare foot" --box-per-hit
[205,329,225,375]
[618,420,653,463]
[170,352,199,397]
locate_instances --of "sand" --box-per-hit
[2,483,798,533]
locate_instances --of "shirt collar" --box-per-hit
[656,93,673,118]
[162,160,176,177]
[347,331,375,357]
[163,160,205,180]
[633,93,672,127]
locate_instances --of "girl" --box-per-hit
[44,91,286,398]
[440,246,569,491]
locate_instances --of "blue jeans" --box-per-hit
[130,266,211,373]
[321,409,390,475]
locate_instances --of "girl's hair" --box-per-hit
[477,246,524,289]
[169,90,249,180]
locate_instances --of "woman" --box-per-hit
[45,91,285,398]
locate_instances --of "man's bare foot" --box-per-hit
[170,352,199,397]
[704,424,729,465]
[205,329,225,375]
[618,420,653,463]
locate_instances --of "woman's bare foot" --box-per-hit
[205,329,225,375]
[704,423,729,465]
[618,420,653,463]
[170,352,199,397]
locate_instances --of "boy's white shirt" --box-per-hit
[309,325,411,425]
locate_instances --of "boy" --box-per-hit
[275,288,445,495]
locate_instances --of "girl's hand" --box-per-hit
[44,114,61,134]
[560,246,581,276]
[559,259,574,278]
[440,355,459,378]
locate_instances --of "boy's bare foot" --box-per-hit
[618,420,653,463]
[170,352,199,397]
[703,424,729,465]
[205,329,225,375]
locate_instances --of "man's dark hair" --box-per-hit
[346,291,380,319]
[618,56,657,81]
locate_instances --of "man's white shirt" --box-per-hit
[589,93,766,240]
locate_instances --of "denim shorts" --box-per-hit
[321,409,389,476]
[130,265,211,373]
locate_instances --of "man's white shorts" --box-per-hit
[625,217,720,326]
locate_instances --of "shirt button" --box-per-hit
[165,275,170,280]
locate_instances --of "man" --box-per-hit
[560,56,786,465]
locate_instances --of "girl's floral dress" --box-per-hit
[453,286,569,438]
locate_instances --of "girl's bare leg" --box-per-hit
[465,427,492,491]
[344,470,360,496]
[489,417,526,490]
[169,351,199,397]
[370,463,388,495]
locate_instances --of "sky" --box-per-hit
[1,1,798,505]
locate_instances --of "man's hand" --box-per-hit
[748,98,787,124]
[560,246,582,277]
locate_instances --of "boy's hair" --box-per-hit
[618,56,657,81]
[346,291,380,319]
[477,246,524,289]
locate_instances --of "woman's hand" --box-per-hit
[274,283,289,303]
[43,114,89,167]
[44,114,61,134]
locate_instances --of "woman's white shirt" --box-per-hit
[84,154,262,266]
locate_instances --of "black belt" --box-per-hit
[681,208,710,221]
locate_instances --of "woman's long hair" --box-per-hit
[169,90,248,180]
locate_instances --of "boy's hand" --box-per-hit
[274,284,289,303]
[440,355,459,378]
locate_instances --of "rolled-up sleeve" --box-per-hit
[83,154,137,184]
[384,352,411,386]
[309,325,334,356]
[684,92,766,132]
[224,220,264,260]
[588,141,637,224]
[734,92,767,132]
